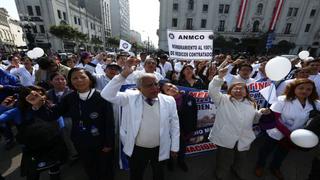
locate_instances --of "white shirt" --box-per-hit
[267,96,320,140]
[276,79,295,96]
[309,74,320,96]
[95,74,111,91]
[159,62,173,77]
[174,62,185,73]
[0,64,6,70]
[10,66,36,86]
[135,99,160,148]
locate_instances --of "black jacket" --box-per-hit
[34,90,114,150]
[178,94,198,134]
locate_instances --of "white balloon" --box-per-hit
[298,51,310,59]
[27,50,37,59]
[265,56,291,81]
[32,47,45,58]
[290,129,319,148]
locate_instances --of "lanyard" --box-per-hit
[78,89,92,117]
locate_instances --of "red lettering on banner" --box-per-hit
[186,142,217,154]
[189,92,209,98]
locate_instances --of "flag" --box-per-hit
[119,39,132,52]
[266,32,274,49]
[259,83,278,105]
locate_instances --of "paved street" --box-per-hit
[1,137,318,180]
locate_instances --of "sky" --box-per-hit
[0,0,160,47]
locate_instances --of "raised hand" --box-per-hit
[25,91,45,109]
[1,96,16,108]
[121,56,136,78]
[218,67,228,79]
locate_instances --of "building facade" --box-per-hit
[0,8,26,53]
[15,0,112,52]
[0,8,15,53]
[9,19,26,48]
[158,0,320,56]
[130,30,142,44]
[110,0,130,40]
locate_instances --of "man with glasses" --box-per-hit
[101,58,180,180]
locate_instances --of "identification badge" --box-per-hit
[79,121,86,131]
[91,125,100,136]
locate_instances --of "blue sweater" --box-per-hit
[0,69,21,102]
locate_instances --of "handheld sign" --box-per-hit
[167,30,214,60]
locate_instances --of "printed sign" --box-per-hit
[167,30,214,60]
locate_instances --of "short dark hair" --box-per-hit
[67,68,96,90]
[238,63,253,72]
[49,72,66,81]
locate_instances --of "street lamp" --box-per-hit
[19,17,36,50]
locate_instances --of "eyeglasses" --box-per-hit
[231,87,246,92]
[143,82,159,88]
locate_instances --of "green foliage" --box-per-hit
[49,25,88,42]
[107,36,120,46]
[91,37,103,45]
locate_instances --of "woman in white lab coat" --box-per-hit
[208,68,269,180]
[255,78,320,180]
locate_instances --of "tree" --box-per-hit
[269,40,296,54]
[107,36,120,47]
[49,25,76,40]
[91,37,103,45]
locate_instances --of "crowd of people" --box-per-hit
[0,50,320,180]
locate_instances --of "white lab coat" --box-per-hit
[208,76,262,151]
[100,74,180,161]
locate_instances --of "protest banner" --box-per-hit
[167,30,214,60]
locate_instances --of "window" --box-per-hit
[186,18,193,30]
[224,5,230,14]
[284,23,292,34]
[35,6,41,16]
[57,10,61,19]
[310,9,316,17]
[252,21,260,32]
[287,8,293,17]
[218,20,225,31]
[78,18,81,25]
[305,24,311,32]
[257,3,263,15]
[201,19,207,28]
[202,4,208,12]
[173,3,178,11]
[288,7,298,17]
[39,25,45,33]
[219,4,230,14]
[74,16,77,24]
[172,18,178,27]
[32,26,38,33]
[27,6,33,16]
[188,0,194,10]
[63,12,66,20]
[293,8,298,16]
[219,4,224,14]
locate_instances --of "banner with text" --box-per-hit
[167,30,214,60]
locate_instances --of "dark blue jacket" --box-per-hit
[33,90,115,150]
[0,69,21,102]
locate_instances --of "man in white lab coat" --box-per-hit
[101,58,180,180]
